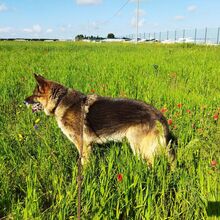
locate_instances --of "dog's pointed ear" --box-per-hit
[34,73,47,87]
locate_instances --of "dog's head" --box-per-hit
[24,74,67,115]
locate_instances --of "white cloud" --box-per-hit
[32,24,42,33]
[60,27,66,32]
[0,27,12,33]
[91,21,100,30]
[138,18,145,27]
[174,15,185,21]
[76,0,102,5]
[23,24,42,33]
[0,3,8,12]
[67,24,72,28]
[187,5,197,12]
[131,6,146,29]
[134,8,146,17]
[59,24,74,32]
[131,17,146,28]
[46,28,53,33]
[23,28,33,33]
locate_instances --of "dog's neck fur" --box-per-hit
[43,87,68,116]
[53,89,85,118]
[50,88,68,114]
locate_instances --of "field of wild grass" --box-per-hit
[0,41,219,219]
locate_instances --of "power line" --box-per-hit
[103,0,130,25]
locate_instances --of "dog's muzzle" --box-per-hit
[24,100,43,113]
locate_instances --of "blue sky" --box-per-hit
[0,0,219,39]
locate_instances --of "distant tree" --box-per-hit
[107,33,115,39]
[74,34,105,42]
[75,34,84,41]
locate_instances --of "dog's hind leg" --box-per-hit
[126,124,151,160]
[126,122,168,165]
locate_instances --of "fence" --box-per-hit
[125,27,220,44]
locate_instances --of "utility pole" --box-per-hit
[136,0,139,44]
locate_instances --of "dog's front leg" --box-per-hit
[81,144,92,165]
[74,141,92,166]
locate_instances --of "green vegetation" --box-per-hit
[0,41,219,219]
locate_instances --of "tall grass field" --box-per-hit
[0,41,219,219]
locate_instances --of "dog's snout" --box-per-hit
[24,97,30,104]
[24,96,35,105]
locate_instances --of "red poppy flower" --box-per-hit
[211,160,217,167]
[213,114,219,121]
[167,119,173,125]
[160,108,167,113]
[117,173,123,182]
[186,109,191,114]
[177,103,183,108]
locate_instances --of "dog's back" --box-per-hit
[84,96,175,164]
[86,97,164,135]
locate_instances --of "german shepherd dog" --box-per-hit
[25,74,175,165]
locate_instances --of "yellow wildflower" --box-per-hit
[18,133,23,141]
[35,118,40,124]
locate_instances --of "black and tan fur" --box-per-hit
[25,74,176,165]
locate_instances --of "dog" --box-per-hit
[25,74,176,165]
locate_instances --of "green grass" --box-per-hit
[0,41,219,219]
